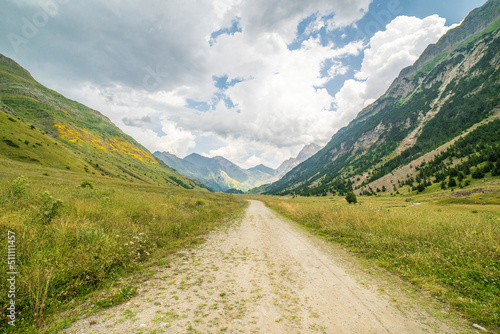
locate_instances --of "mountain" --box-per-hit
[262,0,500,196]
[276,143,321,178]
[154,152,275,192]
[0,53,208,190]
[154,143,320,192]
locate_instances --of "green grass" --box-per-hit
[258,187,500,331]
[0,53,207,190]
[0,108,206,189]
[0,159,246,333]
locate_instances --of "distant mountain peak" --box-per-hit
[276,143,322,178]
[296,143,322,161]
[154,142,324,192]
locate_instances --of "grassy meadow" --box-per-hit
[0,158,246,332]
[258,185,500,331]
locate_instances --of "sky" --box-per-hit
[0,0,488,168]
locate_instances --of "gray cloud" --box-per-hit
[122,115,152,127]
[0,0,215,92]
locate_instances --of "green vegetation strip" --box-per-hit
[0,160,245,333]
[259,195,500,331]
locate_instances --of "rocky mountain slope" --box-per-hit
[0,54,207,190]
[275,143,321,178]
[262,0,500,196]
[154,143,320,192]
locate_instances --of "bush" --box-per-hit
[3,139,20,148]
[38,191,63,224]
[195,199,207,206]
[80,180,94,189]
[10,176,30,199]
[345,192,357,204]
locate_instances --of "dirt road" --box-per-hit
[65,200,461,333]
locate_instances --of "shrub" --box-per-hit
[10,176,30,199]
[345,192,357,204]
[195,199,206,206]
[448,177,457,188]
[80,180,94,189]
[3,138,19,148]
[38,191,63,224]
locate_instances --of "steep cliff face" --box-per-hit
[276,143,321,178]
[264,0,500,196]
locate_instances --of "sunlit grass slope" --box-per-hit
[0,53,205,189]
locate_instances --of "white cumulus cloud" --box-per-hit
[333,15,453,129]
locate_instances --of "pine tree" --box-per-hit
[345,192,357,204]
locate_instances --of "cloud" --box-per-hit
[0,1,453,169]
[333,15,452,127]
[236,0,372,43]
[206,137,303,169]
[178,37,365,149]
[122,115,152,127]
[122,121,196,157]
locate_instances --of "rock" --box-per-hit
[405,198,412,202]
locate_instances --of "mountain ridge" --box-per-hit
[154,143,321,192]
[261,0,500,196]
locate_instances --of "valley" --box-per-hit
[0,0,499,332]
[154,143,321,193]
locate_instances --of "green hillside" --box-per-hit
[0,54,206,190]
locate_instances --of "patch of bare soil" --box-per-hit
[64,200,466,333]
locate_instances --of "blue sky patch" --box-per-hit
[213,74,245,90]
[209,18,242,46]
[185,98,211,112]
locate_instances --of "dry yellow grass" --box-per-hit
[258,192,500,331]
